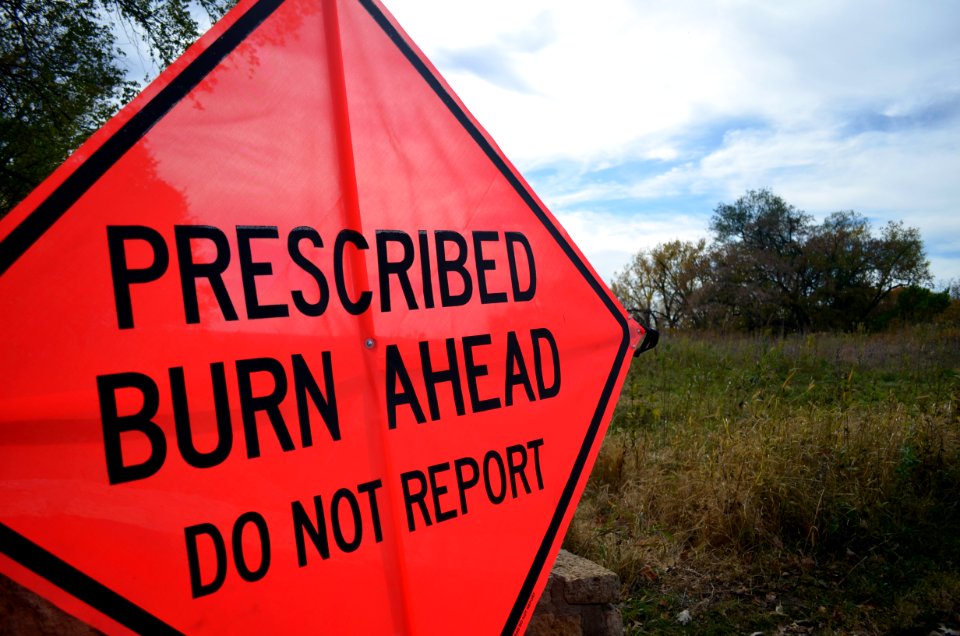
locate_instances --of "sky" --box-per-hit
[118,1,960,287]
[383,0,960,287]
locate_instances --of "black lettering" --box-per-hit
[330,489,363,553]
[435,230,472,306]
[292,352,340,445]
[427,462,457,523]
[333,229,372,315]
[504,330,535,407]
[532,328,561,399]
[483,450,506,504]
[420,338,465,421]
[376,230,418,312]
[288,226,330,317]
[506,443,532,497]
[174,225,238,324]
[184,523,227,598]
[170,363,233,470]
[236,357,294,459]
[506,232,536,301]
[107,225,169,330]
[357,479,384,543]
[385,344,426,429]
[462,334,501,413]
[527,438,545,490]
[232,511,271,583]
[472,231,507,304]
[454,457,480,515]
[292,495,330,566]
[400,469,431,532]
[97,372,166,485]
[236,226,288,320]
[418,230,435,309]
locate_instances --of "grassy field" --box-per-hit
[564,326,960,634]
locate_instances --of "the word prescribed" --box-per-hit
[107,225,537,329]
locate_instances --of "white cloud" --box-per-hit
[539,119,960,275]
[554,209,710,284]
[694,124,960,231]
[390,1,959,156]
[108,1,960,284]
[386,1,960,281]
[388,0,757,165]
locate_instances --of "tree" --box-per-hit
[709,189,816,331]
[938,279,960,325]
[807,212,930,329]
[805,211,874,329]
[866,221,931,314]
[611,239,708,329]
[611,251,656,327]
[892,286,950,324]
[616,189,934,333]
[948,278,960,301]
[711,188,812,253]
[1,0,234,216]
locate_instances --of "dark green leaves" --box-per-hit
[0,0,236,216]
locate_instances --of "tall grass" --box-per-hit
[566,326,960,632]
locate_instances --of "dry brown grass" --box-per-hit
[565,326,960,633]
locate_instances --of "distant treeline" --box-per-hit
[613,189,958,332]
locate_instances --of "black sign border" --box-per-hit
[0,1,631,633]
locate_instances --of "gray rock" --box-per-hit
[529,550,623,636]
[0,573,100,635]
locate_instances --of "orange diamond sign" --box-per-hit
[0,0,644,632]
